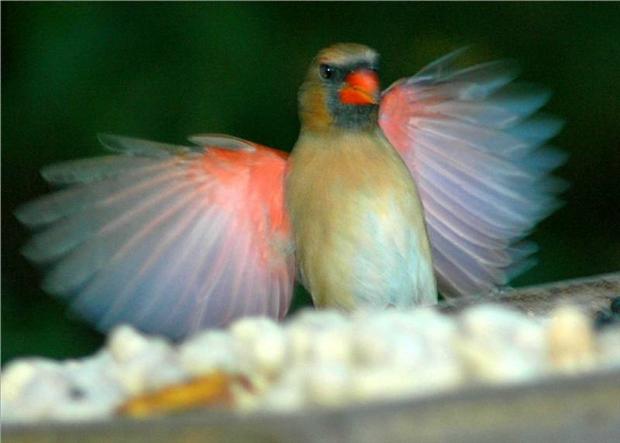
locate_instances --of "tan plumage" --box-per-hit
[287,44,437,309]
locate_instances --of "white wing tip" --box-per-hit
[97,133,193,158]
[188,134,256,152]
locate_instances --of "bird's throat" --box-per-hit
[298,81,379,133]
[331,102,379,131]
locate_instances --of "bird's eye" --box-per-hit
[319,64,335,80]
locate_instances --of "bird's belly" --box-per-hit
[294,181,436,310]
[287,131,437,310]
[338,206,434,308]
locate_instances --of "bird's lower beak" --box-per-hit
[339,69,379,105]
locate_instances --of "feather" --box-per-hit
[380,52,565,298]
[188,133,256,152]
[16,135,295,338]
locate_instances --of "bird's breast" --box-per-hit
[286,130,436,309]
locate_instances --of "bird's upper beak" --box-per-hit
[339,69,379,105]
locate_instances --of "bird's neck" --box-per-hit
[298,82,379,133]
[298,127,381,149]
[332,105,379,132]
[294,126,389,159]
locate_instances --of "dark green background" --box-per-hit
[3,2,619,364]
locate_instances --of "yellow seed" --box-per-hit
[118,372,250,418]
[547,305,597,372]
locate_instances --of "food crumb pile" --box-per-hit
[2,304,619,423]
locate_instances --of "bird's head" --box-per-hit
[299,43,380,133]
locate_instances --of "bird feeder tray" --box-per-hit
[3,272,620,443]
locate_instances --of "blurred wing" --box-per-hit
[379,50,566,298]
[16,134,294,338]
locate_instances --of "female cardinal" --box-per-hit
[16,43,564,339]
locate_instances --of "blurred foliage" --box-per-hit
[2,2,620,364]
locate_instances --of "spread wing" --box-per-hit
[16,134,294,338]
[379,49,566,298]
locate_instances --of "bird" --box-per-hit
[287,44,436,310]
[15,43,565,339]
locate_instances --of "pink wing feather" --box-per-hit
[379,49,566,298]
[16,134,294,338]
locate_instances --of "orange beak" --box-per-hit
[339,69,379,105]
